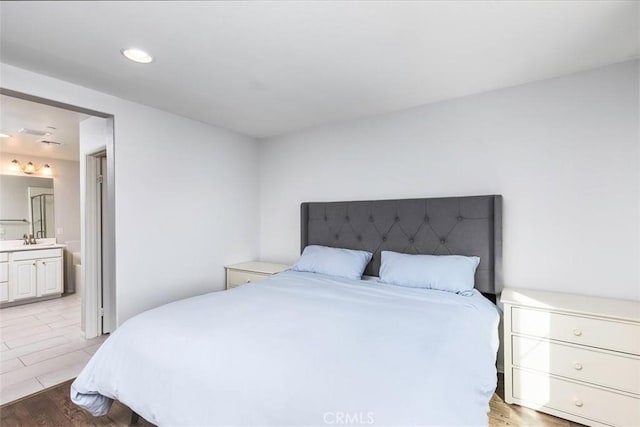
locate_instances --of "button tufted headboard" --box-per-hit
[300,195,502,295]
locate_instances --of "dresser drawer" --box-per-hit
[513,335,640,394]
[227,270,270,287]
[0,262,7,282]
[511,307,640,355]
[513,368,640,427]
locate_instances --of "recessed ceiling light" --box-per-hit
[0,133,10,138]
[121,48,154,64]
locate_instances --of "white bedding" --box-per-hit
[71,271,500,426]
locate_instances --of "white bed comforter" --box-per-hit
[71,271,500,426]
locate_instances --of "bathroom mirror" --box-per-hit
[0,174,54,240]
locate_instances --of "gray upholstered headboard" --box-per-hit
[300,195,502,295]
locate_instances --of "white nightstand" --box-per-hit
[501,288,640,427]
[225,261,290,290]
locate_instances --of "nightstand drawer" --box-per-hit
[227,270,269,287]
[513,335,640,394]
[512,307,640,355]
[513,368,640,427]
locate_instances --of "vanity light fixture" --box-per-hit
[121,47,154,64]
[0,133,10,138]
[9,159,52,176]
[24,162,35,174]
[9,159,20,172]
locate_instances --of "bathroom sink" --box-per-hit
[0,241,25,250]
[0,240,62,251]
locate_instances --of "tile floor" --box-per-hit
[0,293,107,405]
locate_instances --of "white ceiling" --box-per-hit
[0,1,637,138]
[0,94,86,161]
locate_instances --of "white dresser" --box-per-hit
[225,261,289,290]
[501,288,640,427]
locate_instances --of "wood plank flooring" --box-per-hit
[0,374,584,426]
[0,379,154,427]
[490,375,585,427]
[0,294,108,405]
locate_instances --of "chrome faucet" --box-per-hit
[22,234,37,245]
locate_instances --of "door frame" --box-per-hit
[0,88,116,339]
[84,149,115,337]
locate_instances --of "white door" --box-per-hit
[99,155,114,334]
[10,260,37,300]
[37,257,62,296]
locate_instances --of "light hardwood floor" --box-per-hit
[490,375,585,427]
[0,293,107,405]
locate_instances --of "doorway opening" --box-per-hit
[0,88,115,404]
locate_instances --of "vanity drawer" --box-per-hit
[511,307,640,355]
[513,368,640,427]
[512,335,640,394]
[10,248,63,262]
[0,262,7,282]
[227,270,269,287]
[0,282,8,302]
[0,253,7,262]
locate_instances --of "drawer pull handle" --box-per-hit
[573,329,582,337]
[574,399,583,407]
[573,362,583,371]
[246,279,251,283]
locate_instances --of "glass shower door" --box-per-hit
[31,194,54,238]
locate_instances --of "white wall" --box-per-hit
[0,152,80,244]
[259,60,640,301]
[0,63,261,324]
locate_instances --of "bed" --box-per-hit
[72,195,503,426]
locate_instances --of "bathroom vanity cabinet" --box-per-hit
[0,246,64,307]
[0,253,8,302]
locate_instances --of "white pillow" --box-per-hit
[379,251,480,295]
[292,245,373,280]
